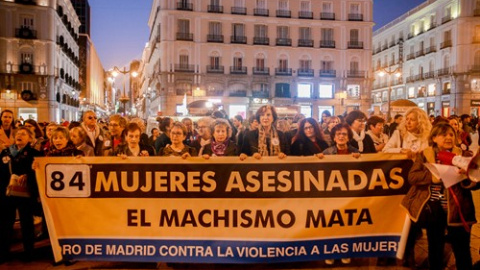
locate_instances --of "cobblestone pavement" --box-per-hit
[2,133,480,270]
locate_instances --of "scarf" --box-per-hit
[258,126,281,156]
[211,140,229,156]
[352,130,366,152]
[366,130,387,145]
[9,144,24,157]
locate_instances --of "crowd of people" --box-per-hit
[0,105,479,269]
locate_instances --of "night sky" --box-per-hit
[90,0,427,70]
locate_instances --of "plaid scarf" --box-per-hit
[258,126,281,156]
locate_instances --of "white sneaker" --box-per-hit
[341,258,351,264]
[325,259,335,265]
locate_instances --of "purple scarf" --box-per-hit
[211,140,229,156]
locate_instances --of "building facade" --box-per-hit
[0,0,81,122]
[372,0,480,118]
[139,0,374,120]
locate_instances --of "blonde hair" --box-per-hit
[397,107,432,141]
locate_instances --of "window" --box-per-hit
[234,57,243,68]
[210,56,220,68]
[350,3,360,14]
[428,84,436,96]
[299,59,311,69]
[234,0,244,7]
[209,22,222,35]
[277,26,289,38]
[347,84,360,98]
[350,61,359,71]
[256,57,265,69]
[321,60,333,70]
[300,1,310,11]
[232,23,245,36]
[21,15,34,29]
[300,106,312,118]
[275,83,290,98]
[21,82,34,91]
[408,87,415,98]
[279,59,288,70]
[178,19,190,33]
[278,0,288,10]
[319,84,333,98]
[21,52,33,64]
[297,83,311,98]
[350,29,359,42]
[254,24,268,37]
[321,28,334,40]
[180,55,189,66]
[299,27,311,39]
[444,30,452,42]
[256,0,266,8]
[322,2,332,12]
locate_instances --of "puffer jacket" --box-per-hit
[401,146,479,226]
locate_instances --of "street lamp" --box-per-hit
[378,67,401,121]
[109,66,138,115]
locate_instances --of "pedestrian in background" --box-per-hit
[0,109,15,151]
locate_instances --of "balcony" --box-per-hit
[319,69,336,77]
[254,8,269,16]
[176,2,193,11]
[425,46,436,54]
[414,74,423,81]
[427,22,437,30]
[174,64,195,73]
[406,53,415,61]
[15,27,37,39]
[15,0,36,5]
[207,34,224,43]
[442,15,452,24]
[276,10,291,18]
[298,39,313,47]
[208,5,223,13]
[18,63,35,74]
[229,90,247,97]
[347,70,365,78]
[440,40,452,49]
[442,89,451,95]
[231,7,247,15]
[389,60,397,66]
[275,68,292,76]
[230,66,247,74]
[471,65,480,72]
[206,90,224,96]
[406,76,415,83]
[231,35,247,44]
[437,68,451,76]
[415,49,425,57]
[320,12,335,20]
[407,32,414,40]
[252,91,269,98]
[176,32,193,41]
[389,40,396,47]
[276,38,292,46]
[347,41,363,49]
[320,40,335,48]
[297,68,314,77]
[298,11,313,19]
[348,13,363,21]
[206,65,224,74]
[252,67,270,75]
[253,37,269,45]
[423,71,435,79]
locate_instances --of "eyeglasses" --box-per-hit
[87,116,97,120]
[171,132,184,136]
[335,132,348,137]
[304,125,314,131]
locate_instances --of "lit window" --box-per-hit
[297,83,311,98]
[319,84,333,98]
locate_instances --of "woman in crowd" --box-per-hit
[23,119,45,151]
[0,127,42,262]
[202,119,237,158]
[191,117,213,155]
[115,123,155,157]
[158,122,197,158]
[46,126,84,157]
[320,110,332,129]
[291,118,328,157]
[0,109,15,151]
[240,105,289,160]
[41,123,58,155]
[149,127,160,148]
[365,115,389,153]
[154,117,173,153]
[70,127,95,156]
[345,110,376,153]
[383,107,431,155]
[323,116,341,147]
[403,123,477,270]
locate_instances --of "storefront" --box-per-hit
[441,101,450,117]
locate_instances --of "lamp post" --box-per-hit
[378,67,401,121]
[109,66,138,115]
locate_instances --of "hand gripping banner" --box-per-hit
[34,154,412,263]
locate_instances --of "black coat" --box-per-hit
[349,135,377,153]
[0,144,42,199]
[154,133,171,153]
[291,138,329,156]
[241,129,290,156]
[114,143,155,156]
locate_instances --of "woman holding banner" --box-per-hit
[240,105,289,160]
[201,119,237,158]
[0,126,42,263]
[291,118,328,157]
[158,122,197,158]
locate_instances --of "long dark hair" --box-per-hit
[292,118,325,143]
[0,109,15,129]
[24,119,44,139]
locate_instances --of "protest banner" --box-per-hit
[34,154,412,263]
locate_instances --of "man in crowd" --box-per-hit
[80,110,105,156]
